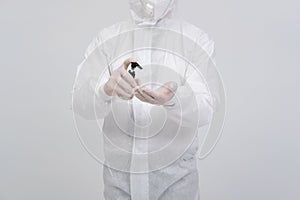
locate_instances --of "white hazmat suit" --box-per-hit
[72,0,225,199]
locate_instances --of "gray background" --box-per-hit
[0,0,299,199]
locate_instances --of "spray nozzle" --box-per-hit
[128,62,143,78]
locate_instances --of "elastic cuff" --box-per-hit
[96,84,113,102]
[163,95,177,107]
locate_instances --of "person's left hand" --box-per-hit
[135,81,178,105]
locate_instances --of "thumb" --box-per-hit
[165,81,178,92]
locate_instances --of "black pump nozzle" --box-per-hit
[131,62,143,70]
[128,62,143,78]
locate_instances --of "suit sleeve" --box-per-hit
[72,35,113,120]
[163,39,217,128]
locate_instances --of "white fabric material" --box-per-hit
[72,0,219,199]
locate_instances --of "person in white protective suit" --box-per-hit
[72,0,222,199]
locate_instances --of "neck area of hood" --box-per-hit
[129,0,178,26]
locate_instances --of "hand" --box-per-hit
[135,81,178,105]
[104,58,139,100]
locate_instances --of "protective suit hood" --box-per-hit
[129,0,177,26]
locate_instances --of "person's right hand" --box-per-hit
[103,58,138,100]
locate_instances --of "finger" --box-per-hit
[134,79,142,91]
[163,81,178,92]
[144,86,176,104]
[114,85,133,99]
[122,57,136,70]
[136,91,156,104]
[135,92,147,102]
[120,70,138,88]
[140,87,159,99]
[115,77,134,94]
[137,89,159,104]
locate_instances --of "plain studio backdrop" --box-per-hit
[0,0,299,199]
